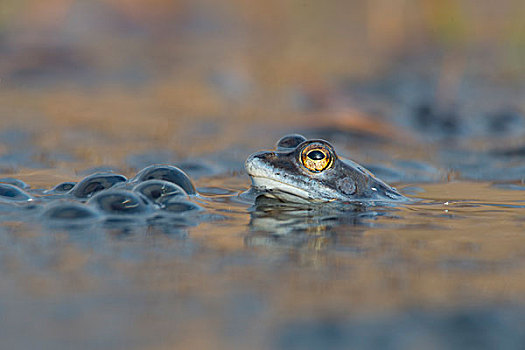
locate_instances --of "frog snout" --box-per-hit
[245,151,276,176]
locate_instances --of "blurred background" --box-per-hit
[1,0,524,174]
[1,1,525,349]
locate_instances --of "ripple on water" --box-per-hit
[0,183,33,203]
[133,179,188,204]
[131,164,196,195]
[197,186,239,196]
[49,181,77,193]
[0,177,30,189]
[70,173,128,199]
[42,201,101,221]
[88,190,152,216]
[161,199,203,214]
[0,165,209,234]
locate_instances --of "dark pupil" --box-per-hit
[307,150,325,160]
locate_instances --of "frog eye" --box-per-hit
[301,146,333,172]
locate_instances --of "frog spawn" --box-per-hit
[0,165,203,227]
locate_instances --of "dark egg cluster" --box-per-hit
[0,165,203,227]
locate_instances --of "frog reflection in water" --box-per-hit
[245,134,406,204]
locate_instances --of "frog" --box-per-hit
[245,134,407,203]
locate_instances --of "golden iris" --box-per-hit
[301,145,333,172]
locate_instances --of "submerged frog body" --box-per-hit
[245,134,406,203]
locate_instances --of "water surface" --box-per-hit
[0,126,524,349]
[1,1,525,348]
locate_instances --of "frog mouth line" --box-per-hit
[249,176,314,201]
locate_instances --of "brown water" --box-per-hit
[1,1,525,349]
[1,118,524,349]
